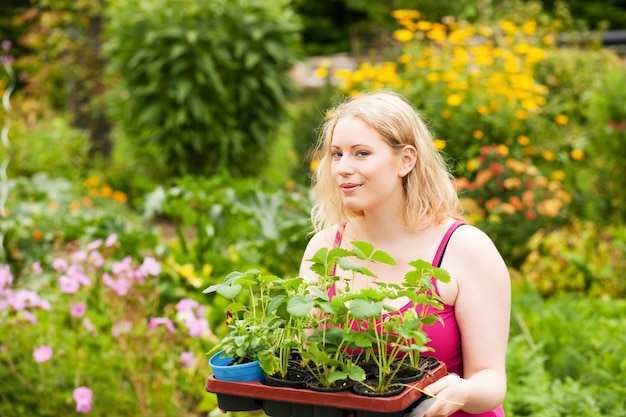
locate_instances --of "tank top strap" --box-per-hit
[432,221,466,267]
[329,221,348,297]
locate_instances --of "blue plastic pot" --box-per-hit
[209,350,264,382]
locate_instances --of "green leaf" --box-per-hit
[349,298,383,318]
[287,296,315,317]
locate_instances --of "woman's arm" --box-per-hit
[423,225,511,416]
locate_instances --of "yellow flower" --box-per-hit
[473,130,484,139]
[391,9,421,20]
[476,105,489,115]
[314,67,328,78]
[393,29,414,43]
[84,176,100,188]
[542,150,555,161]
[433,139,446,150]
[309,159,320,172]
[416,21,432,31]
[517,135,530,146]
[446,94,463,107]
[426,72,440,83]
[550,169,565,181]
[179,264,203,288]
[113,191,128,203]
[555,114,569,125]
[499,20,518,35]
[478,25,493,37]
[100,184,113,197]
[466,158,480,171]
[496,144,509,156]
[521,21,537,35]
[570,149,585,161]
[69,200,81,213]
[514,109,528,119]
[397,53,412,64]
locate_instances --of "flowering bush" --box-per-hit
[455,145,570,266]
[0,235,216,416]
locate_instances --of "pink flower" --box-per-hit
[139,257,160,277]
[32,261,42,275]
[73,386,93,413]
[71,250,88,263]
[33,345,52,363]
[181,351,195,368]
[149,317,176,333]
[0,265,13,293]
[86,239,102,251]
[1,40,11,51]
[22,310,37,324]
[105,234,118,247]
[111,320,133,337]
[88,251,104,268]
[67,264,91,286]
[102,273,132,296]
[52,258,68,272]
[185,316,209,338]
[83,318,96,335]
[59,275,80,293]
[176,298,199,312]
[71,302,87,317]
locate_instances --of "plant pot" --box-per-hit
[352,379,406,398]
[418,356,440,371]
[391,365,424,384]
[304,376,353,392]
[215,393,262,412]
[264,368,310,388]
[263,399,292,417]
[206,360,448,414]
[209,350,264,382]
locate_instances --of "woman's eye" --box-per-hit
[331,151,342,159]
[356,151,369,157]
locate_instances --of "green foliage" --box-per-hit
[103,0,302,179]
[143,175,312,279]
[520,220,626,298]
[507,289,626,416]
[0,117,91,181]
[0,173,157,278]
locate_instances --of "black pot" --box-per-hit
[304,376,353,392]
[264,368,310,389]
[262,399,292,417]
[291,402,315,417]
[215,393,262,412]
[351,379,405,397]
[392,364,424,384]
[354,410,405,417]
[419,356,440,371]
[313,405,350,417]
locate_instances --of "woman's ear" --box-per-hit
[399,145,417,177]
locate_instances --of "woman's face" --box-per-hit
[330,116,409,214]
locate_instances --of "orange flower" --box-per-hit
[32,230,44,241]
[69,201,81,212]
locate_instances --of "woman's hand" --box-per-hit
[419,373,470,417]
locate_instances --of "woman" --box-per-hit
[299,91,510,417]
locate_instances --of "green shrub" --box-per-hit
[103,0,302,180]
[521,220,626,297]
[508,290,626,416]
[143,175,312,279]
[0,173,157,278]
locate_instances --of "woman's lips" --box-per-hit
[340,183,361,193]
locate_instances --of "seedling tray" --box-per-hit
[205,362,447,414]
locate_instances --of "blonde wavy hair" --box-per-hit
[310,90,463,233]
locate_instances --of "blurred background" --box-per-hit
[0,0,625,416]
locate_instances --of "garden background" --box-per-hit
[1,0,625,416]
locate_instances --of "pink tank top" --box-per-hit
[330,221,505,417]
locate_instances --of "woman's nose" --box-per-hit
[335,156,355,175]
